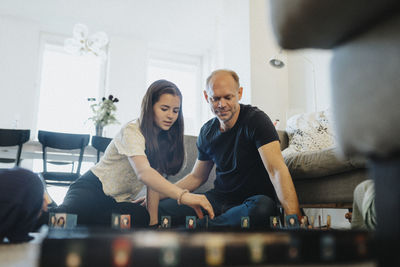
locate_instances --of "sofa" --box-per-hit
[169,132,368,209]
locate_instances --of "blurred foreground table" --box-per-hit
[39,227,377,267]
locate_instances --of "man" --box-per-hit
[159,69,301,228]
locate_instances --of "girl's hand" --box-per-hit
[180,192,215,219]
[131,196,146,207]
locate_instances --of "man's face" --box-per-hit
[204,73,242,127]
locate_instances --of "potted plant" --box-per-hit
[88,94,119,136]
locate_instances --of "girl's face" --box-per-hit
[153,93,181,131]
[57,217,65,226]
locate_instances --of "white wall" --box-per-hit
[215,0,252,104]
[250,0,289,127]
[104,36,148,137]
[0,15,40,130]
[250,0,333,128]
[286,49,333,120]
[0,1,253,138]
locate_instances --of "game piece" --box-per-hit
[241,216,250,229]
[186,216,196,229]
[247,235,264,263]
[205,236,225,266]
[309,216,315,229]
[65,241,85,267]
[160,244,179,267]
[203,215,209,229]
[286,214,299,229]
[49,213,57,227]
[326,215,331,229]
[269,216,281,229]
[49,212,77,229]
[318,215,322,229]
[111,214,131,230]
[111,213,120,229]
[320,234,335,261]
[355,234,368,257]
[300,216,308,229]
[161,216,171,229]
[112,238,132,267]
[55,213,66,228]
[288,236,300,261]
[120,215,131,229]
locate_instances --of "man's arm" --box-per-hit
[175,159,214,191]
[258,140,302,218]
[157,159,214,199]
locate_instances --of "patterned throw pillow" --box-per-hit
[283,109,336,155]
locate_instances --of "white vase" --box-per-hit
[95,124,103,136]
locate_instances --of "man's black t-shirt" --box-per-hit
[197,104,279,201]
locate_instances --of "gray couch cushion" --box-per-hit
[284,147,365,179]
[168,135,216,193]
[277,130,289,151]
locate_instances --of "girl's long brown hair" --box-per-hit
[140,80,184,175]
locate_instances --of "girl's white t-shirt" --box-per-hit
[91,119,146,202]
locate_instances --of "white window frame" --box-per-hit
[34,32,108,136]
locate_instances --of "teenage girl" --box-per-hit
[46,80,214,227]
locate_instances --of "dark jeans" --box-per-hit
[369,155,400,267]
[158,189,278,228]
[47,171,149,228]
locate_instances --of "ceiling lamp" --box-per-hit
[64,23,109,59]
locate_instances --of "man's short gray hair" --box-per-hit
[206,69,240,91]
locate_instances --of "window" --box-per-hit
[36,43,104,134]
[147,52,204,136]
[34,43,106,203]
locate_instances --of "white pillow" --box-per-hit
[284,109,336,154]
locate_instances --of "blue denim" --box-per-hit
[368,155,400,267]
[158,189,278,229]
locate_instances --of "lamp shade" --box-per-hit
[269,49,285,68]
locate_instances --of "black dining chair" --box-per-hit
[38,130,90,186]
[0,129,30,166]
[91,135,112,163]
